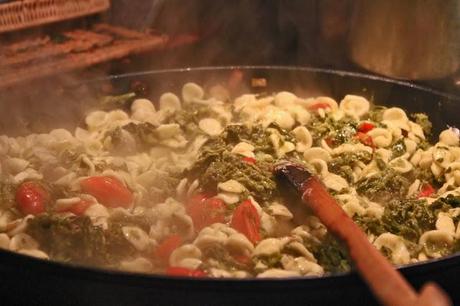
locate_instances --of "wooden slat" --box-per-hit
[0,0,110,33]
[0,26,167,88]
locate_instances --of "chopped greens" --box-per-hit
[411,113,433,137]
[190,151,276,203]
[26,214,143,266]
[99,92,136,110]
[355,195,460,242]
[328,151,372,182]
[356,168,410,202]
[310,234,350,273]
[306,116,357,146]
[391,138,406,159]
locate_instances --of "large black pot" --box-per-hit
[0,67,459,306]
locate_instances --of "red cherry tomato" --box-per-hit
[324,136,336,148]
[242,157,256,164]
[155,234,183,263]
[308,102,330,111]
[80,176,133,208]
[166,267,207,277]
[356,132,375,148]
[230,200,261,244]
[358,122,375,133]
[57,199,93,216]
[15,181,50,215]
[186,194,226,231]
[418,183,436,198]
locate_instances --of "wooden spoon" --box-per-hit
[273,161,452,306]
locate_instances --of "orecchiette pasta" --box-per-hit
[1,83,459,279]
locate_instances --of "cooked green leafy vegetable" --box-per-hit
[99,92,136,110]
[356,168,410,202]
[26,214,140,266]
[411,113,432,137]
[0,183,15,210]
[190,151,276,202]
[310,234,350,273]
[355,195,460,242]
[328,151,372,182]
[307,116,357,146]
[391,138,406,159]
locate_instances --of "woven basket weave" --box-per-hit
[0,0,110,33]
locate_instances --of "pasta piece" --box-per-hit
[2,157,29,175]
[439,129,460,146]
[408,121,425,140]
[339,95,370,118]
[268,202,294,221]
[120,257,152,273]
[261,108,295,130]
[234,94,256,112]
[131,98,155,113]
[159,93,181,112]
[269,131,295,158]
[419,230,454,258]
[226,232,254,255]
[389,157,413,173]
[289,105,311,125]
[274,91,297,108]
[156,124,182,140]
[253,238,290,257]
[182,83,204,103]
[231,142,255,158]
[169,244,202,267]
[303,147,331,163]
[122,226,152,252]
[322,173,349,192]
[0,233,10,249]
[216,192,240,205]
[367,128,393,148]
[9,233,39,251]
[217,179,246,193]
[407,179,421,198]
[85,111,109,131]
[308,97,338,111]
[373,233,410,265]
[281,255,324,276]
[382,107,410,130]
[435,213,456,236]
[17,249,49,259]
[292,126,313,153]
[257,269,300,278]
[198,118,223,136]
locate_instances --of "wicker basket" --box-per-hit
[0,0,110,33]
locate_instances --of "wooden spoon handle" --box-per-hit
[301,176,451,306]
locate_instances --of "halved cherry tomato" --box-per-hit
[230,200,261,244]
[355,132,375,148]
[57,199,93,216]
[15,181,50,215]
[308,102,330,111]
[186,194,226,231]
[418,183,436,198]
[324,136,336,148]
[358,122,375,133]
[242,157,256,164]
[166,267,207,277]
[155,234,183,263]
[80,176,133,208]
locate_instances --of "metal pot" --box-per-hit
[0,67,459,306]
[349,0,460,80]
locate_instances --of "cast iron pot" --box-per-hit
[0,66,459,306]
